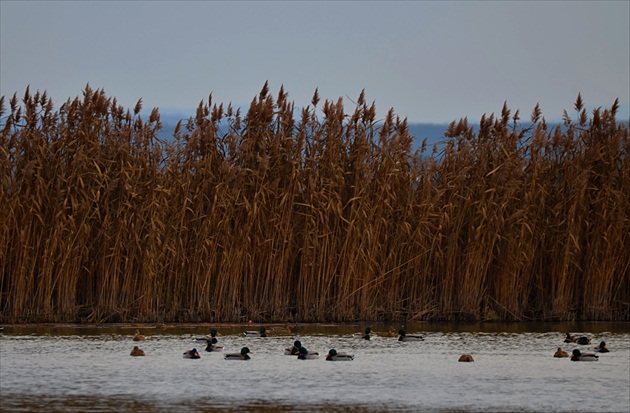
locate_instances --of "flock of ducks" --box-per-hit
[553,333,610,361]
[129,326,476,362]
[130,327,611,363]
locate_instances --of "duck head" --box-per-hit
[211,329,218,337]
[294,340,302,348]
[327,349,337,357]
[571,349,581,360]
[241,347,251,355]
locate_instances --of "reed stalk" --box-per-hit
[1,86,628,323]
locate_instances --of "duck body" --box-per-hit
[225,347,252,360]
[194,329,220,343]
[244,327,267,337]
[297,347,319,360]
[576,336,591,345]
[270,324,296,334]
[205,338,224,352]
[398,330,424,342]
[594,341,609,353]
[325,349,354,361]
[183,348,201,359]
[133,329,146,341]
[458,354,474,362]
[564,333,578,343]
[571,349,598,361]
[130,346,145,356]
[284,340,302,355]
[554,347,569,358]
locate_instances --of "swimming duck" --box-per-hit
[554,347,569,358]
[194,328,220,343]
[133,329,146,341]
[224,347,252,360]
[325,349,354,361]
[353,327,373,340]
[594,341,609,353]
[130,346,145,357]
[205,338,224,352]
[183,348,201,359]
[284,340,302,355]
[270,324,296,334]
[297,346,320,360]
[564,333,578,343]
[576,336,591,345]
[570,349,598,361]
[398,330,424,342]
[458,354,474,362]
[244,327,267,337]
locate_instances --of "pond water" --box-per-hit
[1,323,629,412]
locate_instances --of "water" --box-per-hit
[1,323,629,412]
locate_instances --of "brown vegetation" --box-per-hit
[1,84,628,323]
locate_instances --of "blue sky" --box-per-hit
[1,1,628,123]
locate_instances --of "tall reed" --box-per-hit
[1,85,628,322]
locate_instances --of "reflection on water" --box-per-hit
[1,323,629,413]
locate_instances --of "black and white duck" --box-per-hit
[325,349,354,361]
[224,347,252,360]
[397,330,424,342]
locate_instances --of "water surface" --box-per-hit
[1,323,629,412]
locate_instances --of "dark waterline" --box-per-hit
[2,320,628,336]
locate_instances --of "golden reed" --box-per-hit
[1,84,628,323]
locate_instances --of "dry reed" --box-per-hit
[1,85,628,323]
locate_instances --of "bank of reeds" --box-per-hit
[1,84,628,323]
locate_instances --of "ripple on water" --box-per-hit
[1,327,629,412]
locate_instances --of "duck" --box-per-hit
[353,327,373,340]
[594,341,609,353]
[297,346,320,360]
[224,347,252,360]
[194,328,220,343]
[325,349,354,361]
[576,336,591,345]
[270,324,296,334]
[458,354,474,362]
[205,338,224,352]
[570,349,598,362]
[130,346,145,357]
[564,333,578,343]
[133,329,146,341]
[554,347,569,358]
[183,348,201,359]
[284,340,302,355]
[398,329,424,342]
[244,327,267,337]
[377,329,398,338]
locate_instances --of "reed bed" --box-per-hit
[1,85,628,323]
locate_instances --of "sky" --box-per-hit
[1,1,629,124]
